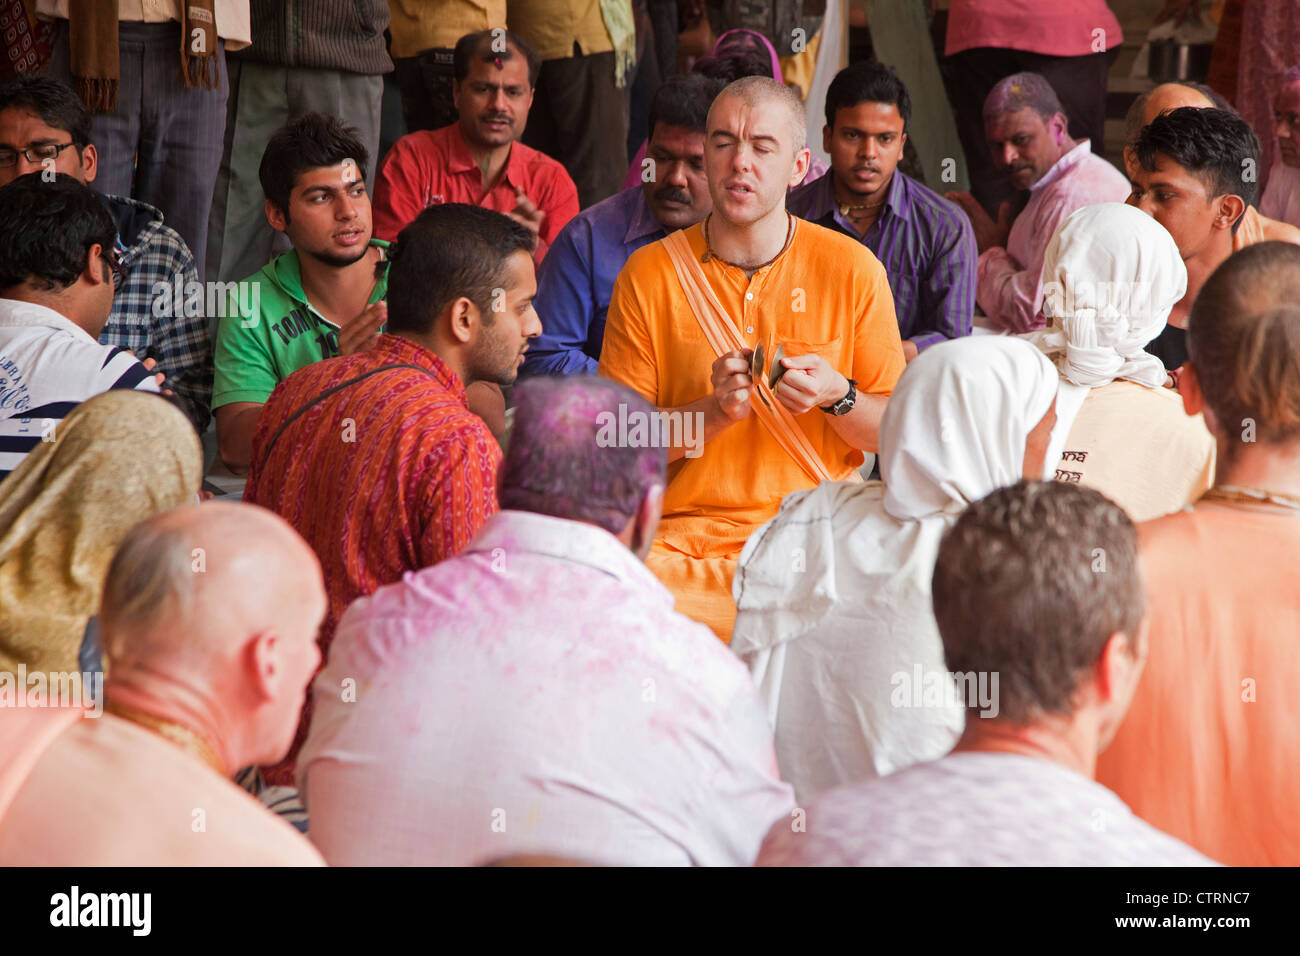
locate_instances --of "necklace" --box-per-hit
[838,197,886,218]
[105,699,229,776]
[1200,484,1300,512]
[702,211,796,271]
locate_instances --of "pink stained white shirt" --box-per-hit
[976,141,1130,333]
[298,509,795,866]
[944,0,1122,58]
[756,752,1215,867]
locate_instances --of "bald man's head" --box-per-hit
[713,75,807,154]
[100,502,326,766]
[1125,83,1228,145]
[706,76,810,226]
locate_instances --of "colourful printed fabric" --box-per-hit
[0,1,53,79]
[371,123,578,261]
[243,333,501,785]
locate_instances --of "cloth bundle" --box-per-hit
[1028,202,1188,390]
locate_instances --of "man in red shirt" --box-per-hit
[372,30,579,262]
[243,202,542,784]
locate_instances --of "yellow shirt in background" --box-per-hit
[506,0,613,61]
[386,0,505,59]
[600,218,904,639]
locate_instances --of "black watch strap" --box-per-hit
[820,378,857,415]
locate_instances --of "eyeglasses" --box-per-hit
[0,142,78,167]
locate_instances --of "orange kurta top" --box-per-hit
[599,219,905,641]
[1095,500,1300,865]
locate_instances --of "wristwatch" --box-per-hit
[820,378,857,416]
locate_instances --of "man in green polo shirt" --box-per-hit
[214,113,390,474]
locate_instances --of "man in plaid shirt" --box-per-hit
[0,77,211,431]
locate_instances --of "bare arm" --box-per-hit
[215,402,263,475]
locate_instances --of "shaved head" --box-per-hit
[100,501,327,767]
[101,501,323,668]
[713,75,806,154]
[1146,83,1215,124]
[1125,82,1228,145]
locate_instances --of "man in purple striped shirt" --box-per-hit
[788,60,977,360]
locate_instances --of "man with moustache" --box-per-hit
[789,60,977,362]
[244,203,540,785]
[523,73,723,377]
[945,72,1129,333]
[372,30,578,264]
[599,76,905,642]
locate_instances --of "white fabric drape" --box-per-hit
[731,337,1059,801]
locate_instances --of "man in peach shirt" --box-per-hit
[599,76,904,641]
[0,502,326,866]
[1095,242,1300,866]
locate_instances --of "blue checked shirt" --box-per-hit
[102,194,212,431]
[787,170,977,351]
[522,186,669,377]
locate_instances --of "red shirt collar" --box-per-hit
[445,122,521,191]
[373,332,467,403]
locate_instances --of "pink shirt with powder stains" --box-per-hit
[976,141,1130,333]
[297,509,795,866]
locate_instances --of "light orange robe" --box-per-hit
[0,708,323,866]
[599,220,905,640]
[1096,501,1300,865]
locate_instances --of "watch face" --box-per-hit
[834,381,857,414]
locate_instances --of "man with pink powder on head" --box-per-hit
[298,375,794,866]
[945,72,1129,334]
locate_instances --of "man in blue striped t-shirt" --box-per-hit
[0,174,162,481]
[788,60,978,362]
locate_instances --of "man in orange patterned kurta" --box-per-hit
[244,203,541,783]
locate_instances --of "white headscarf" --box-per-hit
[1026,202,1187,390]
[731,337,1060,799]
[881,336,1061,520]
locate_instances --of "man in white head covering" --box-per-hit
[731,336,1059,802]
[1028,202,1215,522]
